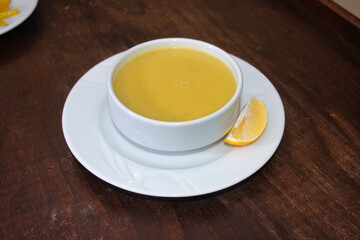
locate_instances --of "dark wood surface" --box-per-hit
[1,0,359,239]
[292,0,360,47]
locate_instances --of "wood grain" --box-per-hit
[292,0,360,47]
[0,0,359,239]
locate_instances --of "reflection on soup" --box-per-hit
[113,48,236,122]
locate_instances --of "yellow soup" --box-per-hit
[113,48,236,122]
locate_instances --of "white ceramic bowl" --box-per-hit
[107,38,242,151]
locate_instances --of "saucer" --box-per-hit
[0,0,38,35]
[62,53,285,197]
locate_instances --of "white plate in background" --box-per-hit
[0,0,38,35]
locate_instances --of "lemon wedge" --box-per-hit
[0,1,19,26]
[0,0,10,12]
[225,96,268,145]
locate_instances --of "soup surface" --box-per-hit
[113,48,236,122]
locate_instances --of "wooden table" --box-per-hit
[1,0,359,239]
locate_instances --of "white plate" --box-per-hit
[0,0,38,35]
[62,53,285,197]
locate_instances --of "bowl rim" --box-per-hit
[107,37,243,127]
